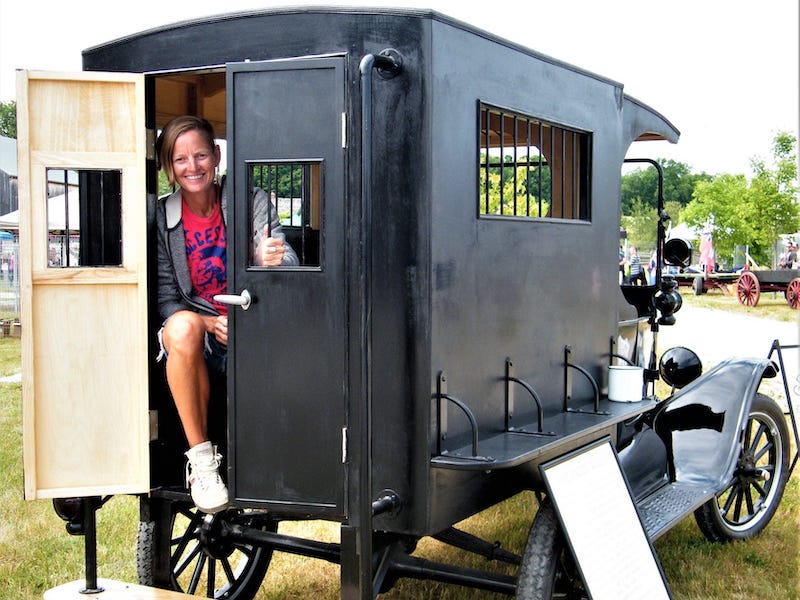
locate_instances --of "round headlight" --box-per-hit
[659,346,702,389]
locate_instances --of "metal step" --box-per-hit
[637,482,715,540]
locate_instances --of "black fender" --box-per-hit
[652,357,778,490]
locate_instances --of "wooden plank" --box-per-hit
[44,579,193,600]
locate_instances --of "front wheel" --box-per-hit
[694,393,790,542]
[137,499,276,599]
[516,500,587,600]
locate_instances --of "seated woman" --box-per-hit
[155,115,298,513]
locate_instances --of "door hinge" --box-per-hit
[341,113,347,149]
[149,410,158,441]
[342,426,347,463]
[146,128,156,161]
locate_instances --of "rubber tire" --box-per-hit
[692,276,705,296]
[694,393,790,542]
[516,500,587,600]
[137,501,275,599]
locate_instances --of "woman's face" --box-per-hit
[171,129,219,195]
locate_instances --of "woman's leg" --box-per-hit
[161,310,228,513]
[161,310,210,447]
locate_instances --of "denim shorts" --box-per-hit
[204,333,228,374]
[156,325,228,374]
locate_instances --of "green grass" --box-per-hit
[1,309,798,599]
[679,281,798,322]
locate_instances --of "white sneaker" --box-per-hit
[185,441,229,514]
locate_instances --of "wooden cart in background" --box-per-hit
[736,268,800,309]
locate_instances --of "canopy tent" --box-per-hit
[665,222,699,241]
[0,193,80,231]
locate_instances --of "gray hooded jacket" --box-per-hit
[155,180,298,323]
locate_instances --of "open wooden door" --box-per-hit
[17,71,149,499]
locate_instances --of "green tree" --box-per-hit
[479,153,550,216]
[682,131,799,267]
[621,198,658,248]
[0,100,15,138]
[621,158,710,214]
[682,174,750,266]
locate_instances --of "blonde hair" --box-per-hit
[156,116,217,186]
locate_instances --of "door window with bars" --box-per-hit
[248,161,322,267]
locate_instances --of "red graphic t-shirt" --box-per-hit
[182,199,228,315]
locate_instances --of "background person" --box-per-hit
[627,246,647,286]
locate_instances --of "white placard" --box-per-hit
[541,439,671,600]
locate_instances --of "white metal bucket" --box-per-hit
[608,365,644,402]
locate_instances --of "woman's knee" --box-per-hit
[162,311,206,354]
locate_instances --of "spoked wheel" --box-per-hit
[516,500,587,600]
[137,499,277,599]
[736,271,760,307]
[694,393,790,542]
[785,277,800,309]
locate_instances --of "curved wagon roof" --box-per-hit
[82,6,678,144]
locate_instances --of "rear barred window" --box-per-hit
[479,103,591,221]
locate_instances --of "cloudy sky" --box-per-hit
[1,0,797,176]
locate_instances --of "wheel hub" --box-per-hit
[198,512,237,560]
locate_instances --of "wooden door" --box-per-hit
[17,71,149,499]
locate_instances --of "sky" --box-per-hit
[1,0,797,177]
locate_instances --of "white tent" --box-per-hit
[666,222,699,241]
[0,193,80,231]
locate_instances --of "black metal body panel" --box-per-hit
[82,8,682,537]
[652,357,776,489]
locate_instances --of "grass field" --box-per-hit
[1,294,798,599]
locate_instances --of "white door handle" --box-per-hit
[214,289,252,311]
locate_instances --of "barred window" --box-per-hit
[248,161,322,267]
[479,103,591,221]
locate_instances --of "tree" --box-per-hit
[621,198,658,248]
[0,100,16,138]
[682,131,799,267]
[479,153,550,217]
[682,174,751,266]
[621,158,711,214]
[746,131,800,261]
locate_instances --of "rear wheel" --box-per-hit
[694,393,789,542]
[516,500,587,600]
[137,499,276,599]
[785,277,800,309]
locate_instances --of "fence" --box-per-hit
[0,238,19,319]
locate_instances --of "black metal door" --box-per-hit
[226,57,346,514]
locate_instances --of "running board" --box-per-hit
[637,482,715,540]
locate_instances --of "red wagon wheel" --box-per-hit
[736,271,760,307]
[785,277,800,309]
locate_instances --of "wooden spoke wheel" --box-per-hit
[695,394,789,541]
[736,271,760,307]
[785,277,800,309]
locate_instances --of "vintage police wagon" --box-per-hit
[17,6,796,600]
